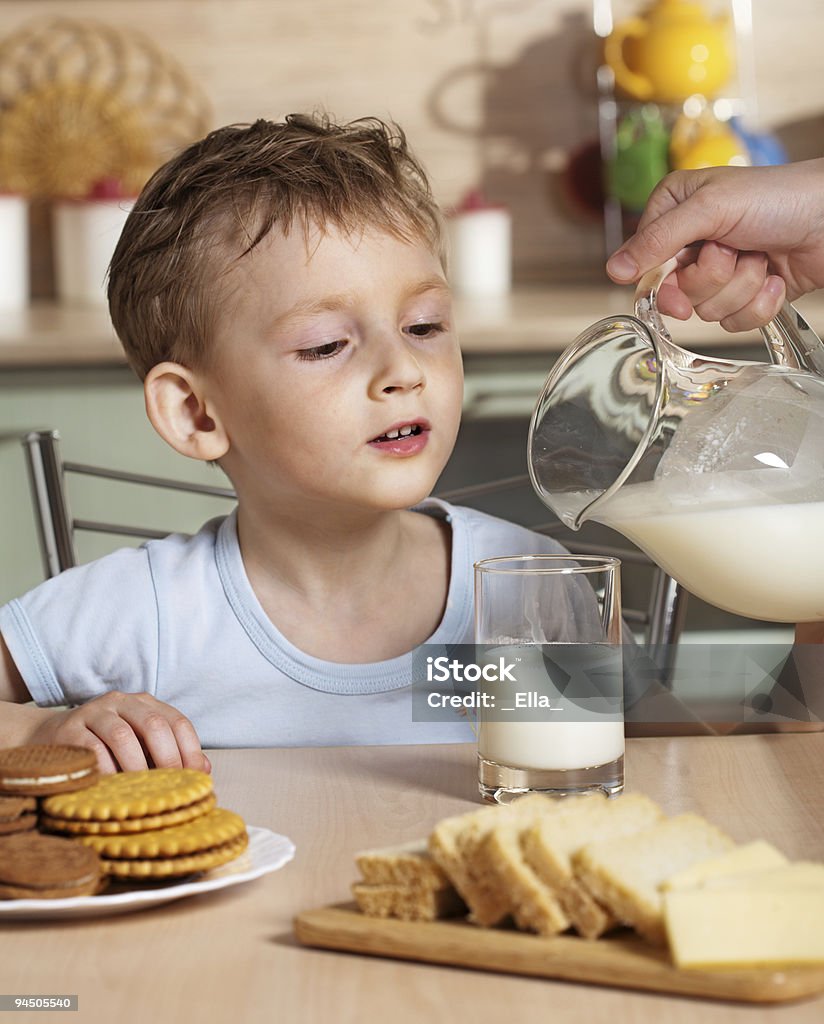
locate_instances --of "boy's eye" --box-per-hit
[406,322,446,339]
[298,340,348,361]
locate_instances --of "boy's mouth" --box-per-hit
[368,419,431,455]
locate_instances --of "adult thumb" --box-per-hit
[606,172,715,283]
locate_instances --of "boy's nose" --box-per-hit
[369,338,426,397]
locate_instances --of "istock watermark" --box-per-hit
[414,643,623,723]
[425,655,517,684]
[410,642,824,727]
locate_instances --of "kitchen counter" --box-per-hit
[3,288,822,367]
[4,736,823,1024]
[0,304,123,368]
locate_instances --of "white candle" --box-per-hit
[0,194,29,308]
[53,193,134,306]
[447,191,511,298]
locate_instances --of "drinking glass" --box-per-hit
[474,554,624,803]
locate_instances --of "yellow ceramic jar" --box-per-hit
[670,112,749,169]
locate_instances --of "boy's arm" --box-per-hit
[0,633,210,773]
[0,633,64,746]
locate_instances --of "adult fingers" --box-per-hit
[674,242,739,307]
[693,252,769,324]
[719,275,786,332]
[651,244,703,318]
[655,281,694,319]
[607,172,732,283]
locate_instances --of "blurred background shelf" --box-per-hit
[3,288,822,368]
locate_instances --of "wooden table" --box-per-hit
[4,736,824,1024]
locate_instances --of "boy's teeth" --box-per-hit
[382,425,417,440]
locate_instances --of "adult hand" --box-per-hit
[606,159,824,331]
[27,691,211,775]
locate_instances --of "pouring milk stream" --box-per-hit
[528,259,824,623]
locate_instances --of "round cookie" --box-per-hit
[100,832,249,879]
[0,795,37,835]
[40,793,217,835]
[0,831,103,899]
[78,807,246,860]
[0,745,98,797]
[42,767,213,822]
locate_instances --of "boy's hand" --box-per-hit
[27,691,211,776]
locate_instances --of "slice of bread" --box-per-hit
[476,823,569,934]
[522,792,663,938]
[352,881,466,921]
[429,794,555,926]
[573,813,735,945]
[428,806,504,924]
[355,840,449,889]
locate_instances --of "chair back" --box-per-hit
[22,431,687,675]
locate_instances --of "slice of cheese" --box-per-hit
[664,886,824,969]
[662,840,787,891]
[701,862,824,890]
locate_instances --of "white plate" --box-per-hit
[0,826,295,921]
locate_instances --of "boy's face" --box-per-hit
[205,221,464,514]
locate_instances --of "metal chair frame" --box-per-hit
[22,430,236,579]
[22,429,687,676]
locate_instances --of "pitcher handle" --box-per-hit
[760,303,824,377]
[633,258,683,361]
[634,259,824,378]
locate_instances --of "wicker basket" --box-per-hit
[0,16,212,197]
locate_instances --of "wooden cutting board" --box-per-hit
[294,903,824,1005]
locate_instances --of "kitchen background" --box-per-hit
[3,0,823,284]
[0,0,822,670]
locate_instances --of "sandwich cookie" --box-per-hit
[0,745,98,797]
[0,795,37,835]
[0,831,104,899]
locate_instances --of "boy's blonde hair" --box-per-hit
[108,113,445,379]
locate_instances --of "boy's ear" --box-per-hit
[143,362,229,462]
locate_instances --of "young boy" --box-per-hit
[0,114,571,773]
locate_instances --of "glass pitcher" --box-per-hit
[528,259,824,623]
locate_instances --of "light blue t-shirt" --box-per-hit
[0,499,572,748]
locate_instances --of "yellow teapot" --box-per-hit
[670,111,749,169]
[605,0,734,104]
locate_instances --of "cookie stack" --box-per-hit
[0,745,249,900]
[0,745,104,898]
[41,769,248,879]
[0,796,37,835]
[0,832,103,899]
